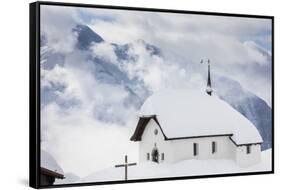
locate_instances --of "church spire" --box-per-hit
[206,59,213,96]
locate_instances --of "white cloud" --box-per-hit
[40,36,148,177]
[41,103,138,177]
[243,41,269,65]
[90,42,118,63]
[41,5,81,53]
[41,65,84,103]
[116,40,191,93]
[86,8,272,104]
[41,6,272,103]
[40,53,139,177]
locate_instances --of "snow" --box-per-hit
[55,173,80,185]
[139,89,262,145]
[41,150,64,175]
[81,149,271,183]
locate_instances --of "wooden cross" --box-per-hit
[115,155,137,180]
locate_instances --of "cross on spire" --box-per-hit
[201,59,213,96]
[115,155,137,180]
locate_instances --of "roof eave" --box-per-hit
[40,167,65,179]
[228,136,263,147]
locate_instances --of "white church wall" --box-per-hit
[235,144,261,167]
[139,120,261,166]
[228,138,238,160]
[170,136,234,162]
[139,119,174,163]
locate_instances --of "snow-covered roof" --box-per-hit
[138,89,262,145]
[41,150,64,175]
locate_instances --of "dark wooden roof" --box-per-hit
[130,115,167,141]
[40,167,64,179]
[130,116,151,141]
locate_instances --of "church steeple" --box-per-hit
[206,59,213,96]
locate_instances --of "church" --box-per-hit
[130,62,263,167]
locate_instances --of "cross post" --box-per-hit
[115,155,137,180]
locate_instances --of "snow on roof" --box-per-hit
[41,150,64,175]
[139,89,262,145]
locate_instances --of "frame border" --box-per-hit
[29,1,274,189]
[30,2,41,188]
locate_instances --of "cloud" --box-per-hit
[41,5,81,53]
[41,102,138,177]
[40,32,156,177]
[243,41,270,65]
[41,65,83,103]
[86,8,271,104]
[90,42,118,63]
[40,51,140,177]
[41,6,272,105]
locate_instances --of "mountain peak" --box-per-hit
[73,24,104,50]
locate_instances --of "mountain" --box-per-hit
[73,24,104,50]
[41,24,272,150]
[214,75,272,150]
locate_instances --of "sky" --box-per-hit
[40,5,272,179]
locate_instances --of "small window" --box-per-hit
[212,141,217,154]
[147,153,150,160]
[246,145,251,154]
[154,129,158,135]
[161,153,164,161]
[193,143,198,156]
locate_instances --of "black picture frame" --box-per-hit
[29,1,274,188]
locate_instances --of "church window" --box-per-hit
[161,153,164,161]
[154,129,158,135]
[193,143,198,156]
[246,145,251,154]
[212,141,217,154]
[147,153,150,160]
